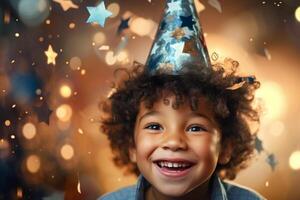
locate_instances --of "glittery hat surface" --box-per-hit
[146,0,211,75]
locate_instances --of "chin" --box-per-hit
[156,184,190,197]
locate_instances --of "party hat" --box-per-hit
[146,0,211,75]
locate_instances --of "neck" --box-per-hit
[146,178,212,200]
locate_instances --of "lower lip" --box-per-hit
[154,163,194,178]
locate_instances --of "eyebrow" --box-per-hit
[188,112,214,124]
[137,111,213,125]
[137,110,160,124]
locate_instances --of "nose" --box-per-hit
[161,130,188,151]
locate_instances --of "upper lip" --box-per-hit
[153,158,196,165]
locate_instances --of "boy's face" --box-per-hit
[131,94,226,197]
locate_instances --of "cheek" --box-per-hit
[135,133,159,160]
[191,135,221,160]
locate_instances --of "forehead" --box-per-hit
[139,93,214,117]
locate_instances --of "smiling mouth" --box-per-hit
[154,160,194,171]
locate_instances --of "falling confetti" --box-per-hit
[77,180,81,194]
[44,45,58,65]
[34,101,53,125]
[208,0,222,13]
[264,48,272,60]
[266,153,278,171]
[255,136,264,153]
[86,2,112,27]
[52,0,79,11]
[99,45,110,50]
[117,17,130,35]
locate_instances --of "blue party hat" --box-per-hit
[146,0,211,75]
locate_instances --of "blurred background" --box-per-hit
[0,0,300,199]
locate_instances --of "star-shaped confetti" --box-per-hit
[254,136,264,153]
[266,153,278,171]
[180,15,196,30]
[45,45,58,65]
[53,0,79,11]
[117,17,130,35]
[167,1,181,13]
[86,2,112,27]
[34,101,52,125]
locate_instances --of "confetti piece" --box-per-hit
[264,48,272,60]
[17,187,23,198]
[78,128,84,134]
[255,137,264,153]
[117,17,130,35]
[77,180,81,194]
[99,45,110,50]
[4,11,10,24]
[265,181,269,187]
[195,0,205,13]
[86,2,112,27]
[208,0,222,13]
[266,153,278,171]
[45,45,58,65]
[53,0,79,11]
[11,135,15,139]
[34,101,53,125]
[211,52,219,61]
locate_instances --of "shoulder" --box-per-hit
[98,185,137,200]
[221,180,266,200]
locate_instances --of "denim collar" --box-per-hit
[135,173,228,200]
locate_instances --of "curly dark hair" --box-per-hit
[99,61,261,180]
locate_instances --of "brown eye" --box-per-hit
[187,125,207,133]
[144,123,163,130]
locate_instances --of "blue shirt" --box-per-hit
[99,174,265,200]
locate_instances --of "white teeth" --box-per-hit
[157,161,191,168]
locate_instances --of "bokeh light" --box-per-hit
[105,51,117,65]
[256,81,286,120]
[0,139,10,159]
[17,0,49,26]
[56,104,73,122]
[4,120,11,126]
[60,144,74,160]
[93,32,106,46]
[116,51,129,62]
[22,122,37,140]
[295,7,300,22]
[130,17,157,37]
[69,22,76,29]
[289,151,300,170]
[26,155,41,173]
[107,3,120,18]
[69,56,82,70]
[59,85,72,98]
[268,121,285,137]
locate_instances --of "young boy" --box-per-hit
[99,0,265,199]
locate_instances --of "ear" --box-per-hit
[129,147,137,163]
[218,140,233,165]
